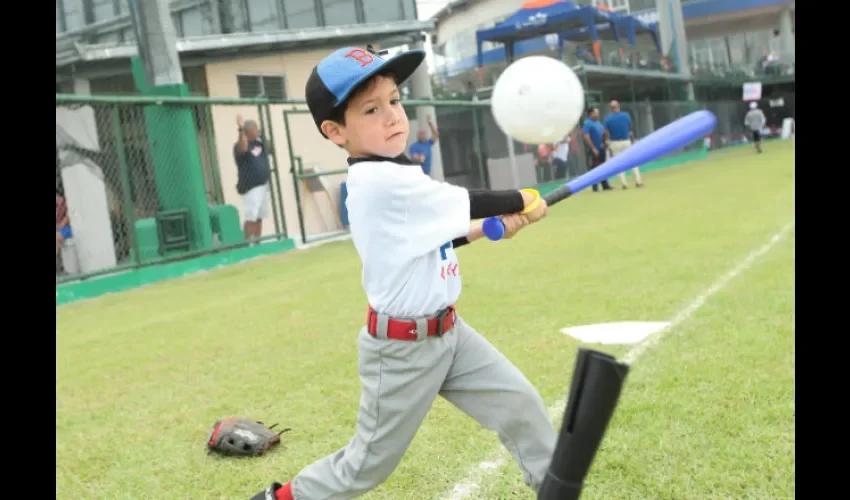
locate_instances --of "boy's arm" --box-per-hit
[467,189,536,219]
[235,115,249,154]
[383,169,538,256]
[427,115,439,143]
[451,220,485,249]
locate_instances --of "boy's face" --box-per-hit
[321,75,409,158]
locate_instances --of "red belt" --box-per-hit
[366,306,456,341]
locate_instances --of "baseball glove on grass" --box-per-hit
[207,417,291,457]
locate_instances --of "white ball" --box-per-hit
[490,56,585,144]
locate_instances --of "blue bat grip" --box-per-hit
[482,110,717,241]
[482,217,506,240]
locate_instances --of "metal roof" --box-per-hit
[56,19,436,69]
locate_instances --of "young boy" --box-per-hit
[250,46,556,500]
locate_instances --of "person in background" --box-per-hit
[234,114,272,241]
[603,100,643,189]
[409,114,439,176]
[744,102,767,153]
[56,191,72,257]
[552,131,571,180]
[536,142,553,182]
[582,107,613,192]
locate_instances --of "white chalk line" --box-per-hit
[441,221,794,500]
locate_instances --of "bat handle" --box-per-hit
[482,188,541,241]
[482,217,506,241]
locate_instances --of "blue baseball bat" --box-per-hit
[482,110,718,241]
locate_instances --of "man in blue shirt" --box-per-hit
[234,114,272,241]
[582,107,613,192]
[603,100,644,189]
[408,114,439,176]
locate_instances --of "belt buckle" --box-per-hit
[434,306,453,336]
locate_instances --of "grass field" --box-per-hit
[56,141,795,500]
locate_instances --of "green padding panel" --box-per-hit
[209,204,245,245]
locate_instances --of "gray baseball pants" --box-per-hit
[291,315,557,499]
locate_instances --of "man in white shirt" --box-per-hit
[249,46,555,500]
[552,132,571,180]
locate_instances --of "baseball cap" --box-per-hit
[305,46,426,137]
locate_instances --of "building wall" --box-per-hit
[57,0,419,42]
[205,48,352,241]
[435,0,524,61]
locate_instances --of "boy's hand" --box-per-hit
[520,190,548,224]
[236,114,245,128]
[525,198,548,223]
[501,214,529,239]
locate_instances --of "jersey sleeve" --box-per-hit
[382,165,471,258]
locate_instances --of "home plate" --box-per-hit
[560,321,671,345]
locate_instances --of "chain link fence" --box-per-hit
[55,95,291,284]
[57,93,794,282]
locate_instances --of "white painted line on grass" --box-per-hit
[622,221,793,364]
[441,221,794,500]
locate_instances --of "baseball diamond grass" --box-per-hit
[56,141,794,500]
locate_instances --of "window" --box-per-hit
[62,0,85,30]
[401,0,417,20]
[322,0,357,26]
[283,0,318,29]
[180,5,215,36]
[237,74,287,100]
[56,0,65,33]
[92,0,117,22]
[222,0,249,32]
[246,0,281,32]
[362,0,402,23]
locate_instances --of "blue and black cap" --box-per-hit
[305,46,426,138]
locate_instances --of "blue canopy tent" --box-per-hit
[474,0,662,80]
[475,1,620,69]
[614,16,662,53]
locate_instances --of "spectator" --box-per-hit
[603,100,643,189]
[536,142,553,182]
[234,114,271,241]
[409,114,439,176]
[552,132,571,180]
[56,191,72,257]
[582,107,613,192]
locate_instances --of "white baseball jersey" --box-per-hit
[345,157,471,318]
